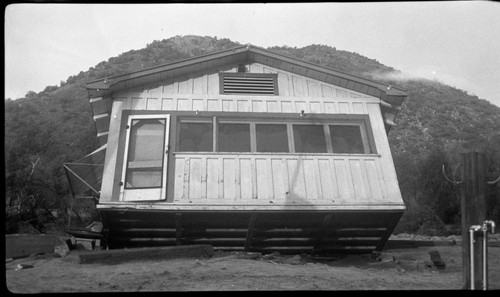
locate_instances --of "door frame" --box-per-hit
[119,114,170,201]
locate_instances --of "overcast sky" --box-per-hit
[5,2,500,107]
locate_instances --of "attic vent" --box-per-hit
[219,72,278,95]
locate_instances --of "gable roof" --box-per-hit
[87,44,406,98]
[86,44,407,145]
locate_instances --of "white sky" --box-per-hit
[5,2,500,107]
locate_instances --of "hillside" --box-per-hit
[5,35,500,234]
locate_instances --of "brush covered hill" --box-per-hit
[5,35,500,234]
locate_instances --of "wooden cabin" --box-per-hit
[76,44,407,254]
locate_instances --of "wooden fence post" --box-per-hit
[461,151,488,289]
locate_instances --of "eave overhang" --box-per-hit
[86,44,407,134]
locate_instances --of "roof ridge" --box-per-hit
[86,44,407,100]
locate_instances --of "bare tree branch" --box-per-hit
[27,155,40,182]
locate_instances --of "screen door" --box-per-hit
[120,115,170,201]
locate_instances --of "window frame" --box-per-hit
[255,123,290,153]
[328,123,372,154]
[174,114,377,155]
[217,122,252,153]
[120,114,170,201]
[176,118,215,152]
[291,123,329,153]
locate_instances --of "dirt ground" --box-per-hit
[6,237,500,292]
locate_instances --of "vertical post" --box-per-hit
[482,224,489,290]
[461,152,488,289]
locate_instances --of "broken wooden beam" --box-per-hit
[71,244,214,264]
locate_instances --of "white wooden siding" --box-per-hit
[100,62,404,207]
[114,63,374,104]
[172,153,396,205]
[119,94,375,114]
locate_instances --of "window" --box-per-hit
[329,125,366,154]
[218,123,251,152]
[293,124,327,153]
[175,115,375,155]
[178,122,213,152]
[219,73,278,95]
[256,124,289,152]
[125,118,166,189]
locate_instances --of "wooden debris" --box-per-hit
[429,250,446,270]
[72,244,214,264]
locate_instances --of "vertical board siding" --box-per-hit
[178,79,192,94]
[121,63,377,116]
[352,102,365,114]
[206,158,219,199]
[292,76,305,97]
[324,102,337,113]
[173,154,389,205]
[303,158,321,200]
[307,81,319,97]
[162,98,174,110]
[188,157,203,199]
[333,158,354,203]
[277,72,291,97]
[240,158,253,200]
[255,158,270,200]
[174,157,185,201]
[131,97,144,110]
[146,98,159,110]
[223,158,236,200]
[177,98,190,110]
[321,85,334,98]
[349,159,367,201]
[320,159,339,201]
[119,62,374,113]
[207,99,219,111]
[193,75,207,95]
[287,158,307,201]
[192,99,204,111]
[237,100,250,112]
[271,158,287,200]
[364,159,385,201]
[338,102,351,113]
[281,101,293,113]
[103,63,405,206]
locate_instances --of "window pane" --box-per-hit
[330,125,365,153]
[178,122,213,152]
[256,124,289,152]
[218,123,251,152]
[126,119,165,188]
[293,125,327,153]
[126,170,162,188]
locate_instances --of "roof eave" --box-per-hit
[85,44,407,126]
[86,44,406,100]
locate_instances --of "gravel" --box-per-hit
[389,232,500,242]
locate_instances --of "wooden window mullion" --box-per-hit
[250,123,257,153]
[213,116,218,152]
[287,123,295,153]
[324,124,333,153]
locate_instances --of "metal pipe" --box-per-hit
[482,223,488,290]
[482,220,496,291]
[469,225,482,290]
[470,228,475,290]
[484,220,496,234]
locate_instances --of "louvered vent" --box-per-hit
[220,73,278,95]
